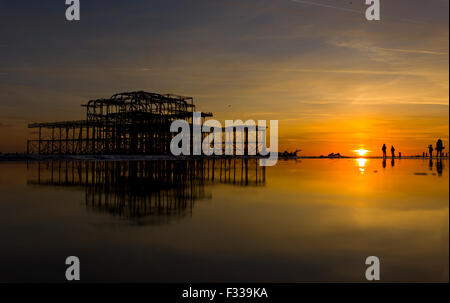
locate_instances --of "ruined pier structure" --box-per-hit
[27,91,258,156]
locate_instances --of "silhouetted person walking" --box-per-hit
[382,144,387,158]
[428,144,434,158]
[436,139,445,157]
[391,145,395,158]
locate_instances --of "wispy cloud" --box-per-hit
[290,0,426,24]
[290,0,361,14]
[372,47,448,56]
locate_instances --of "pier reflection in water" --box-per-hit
[1,158,447,282]
[27,159,265,224]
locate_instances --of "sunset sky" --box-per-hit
[0,0,448,156]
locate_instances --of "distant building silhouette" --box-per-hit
[327,152,342,158]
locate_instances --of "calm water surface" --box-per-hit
[0,158,448,282]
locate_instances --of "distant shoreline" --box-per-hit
[0,154,448,162]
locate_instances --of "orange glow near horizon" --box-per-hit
[354,149,369,157]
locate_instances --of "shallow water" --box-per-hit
[0,158,448,282]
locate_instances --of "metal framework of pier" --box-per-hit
[27,91,214,155]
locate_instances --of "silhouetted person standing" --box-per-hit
[399,152,402,159]
[382,144,387,158]
[391,145,395,158]
[436,139,445,157]
[428,144,434,158]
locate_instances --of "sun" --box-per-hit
[354,148,369,157]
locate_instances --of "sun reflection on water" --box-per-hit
[356,158,367,174]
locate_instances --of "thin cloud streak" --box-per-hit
[290,0,361,14]
[373,47,448,56]
[290,0,427,24]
